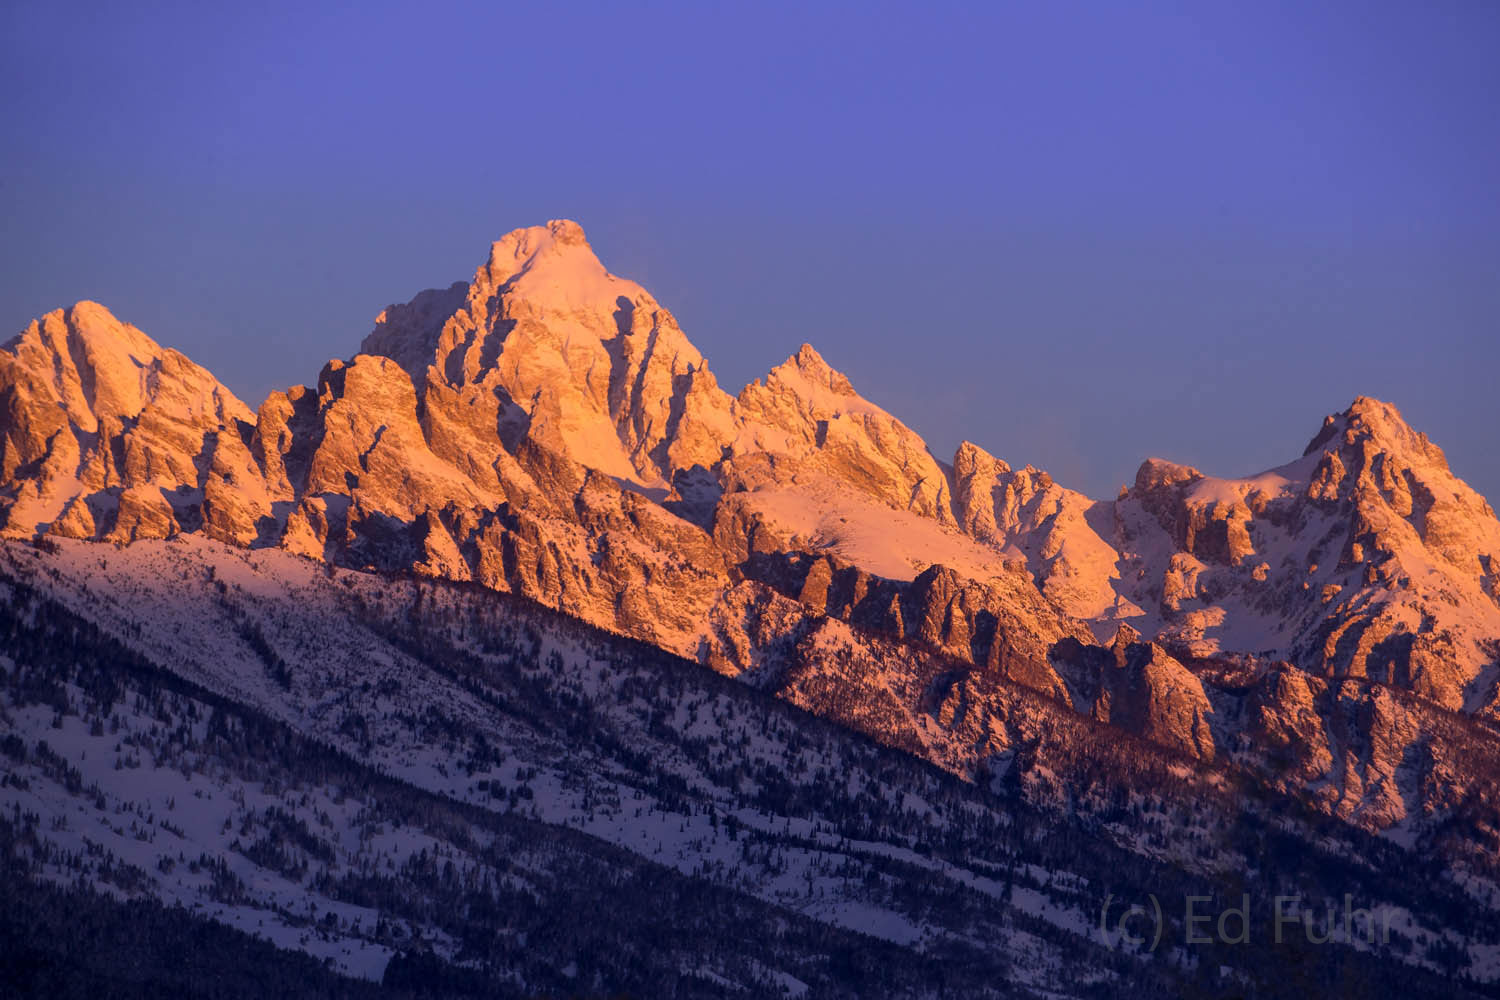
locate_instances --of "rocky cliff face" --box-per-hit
[1087,399,1500,714]
[3,221,1498,845]
[0,301,264,545]
[951,440,1127,623]
[952,402,1500,719]
[731,343,953,522]
[363,219,735,487]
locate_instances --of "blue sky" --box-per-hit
[2,1,1494,502]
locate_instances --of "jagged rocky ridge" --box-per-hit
[2,220,1498,843]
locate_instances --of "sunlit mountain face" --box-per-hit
[1,223,1498,998]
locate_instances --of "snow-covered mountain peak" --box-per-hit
[0,302,265,543]
[730,342,956,525]
[745,344,878,420]
[1304,396,1449,474]
[770,343,857,398]
[1133,457,1204,493]
[363,220,665,390]
[494,217,591,256]
[1,301,252,432]
[3,299,150,358]
[1298,395,1493,535]
[480,218,617,295]
[359,222,736,486]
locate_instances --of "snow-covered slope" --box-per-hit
[5,535,1499,995]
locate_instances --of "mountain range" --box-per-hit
[2,220,1498,998]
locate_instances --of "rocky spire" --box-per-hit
[361,220,736,486]
[733,344,954,523]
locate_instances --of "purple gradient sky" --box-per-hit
[2,2,1494,502]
